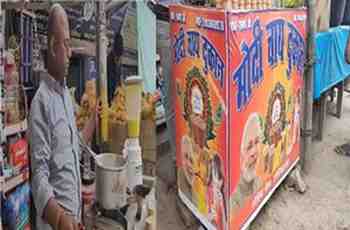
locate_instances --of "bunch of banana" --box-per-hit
[109,86,128,125]
[75,80,97,130]
[141,92,156,120]
[76,94,90,130]
[85,79,97,112]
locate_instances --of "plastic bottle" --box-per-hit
[251,0,257,9]
[246,0,252,9]
[125,138,143,191]
[232,0,239,9]
[238,0,245,9]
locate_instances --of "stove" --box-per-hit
[94,216,125,230]
[84,203,127,230]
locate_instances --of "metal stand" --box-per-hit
[316,80,345,141]
[302,0,316,173]
[336,81,344,118]
[317,91,328,141]
[96,1,109,145]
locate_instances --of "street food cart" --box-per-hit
[170,5,306,230]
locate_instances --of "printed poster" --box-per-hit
[170,5,229,230]
[170,5,307,230]
[228,9,306,229]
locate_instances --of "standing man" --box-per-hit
[29,4,97,230]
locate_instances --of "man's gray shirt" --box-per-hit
[29,73,81,230]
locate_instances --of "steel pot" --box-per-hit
[95,153,128,210]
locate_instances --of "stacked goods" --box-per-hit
[108,86,128,155]
[8,138,28,172]
[257,0,263,8]
[76,94,91,130]
[246,0,252,9]
[215,0,273,9]
[215,0,233,9]
[8,36,20,72]
[2,182,31,230]
[85,79,97,112]
[108,86,156,157]
[282,0,303,7]
[141,92,156,121]
[251,0,257,8]
[232,0,239,8]
[140,93,156,177]
[5,86,20,125]
[238,0,245,9]
[76,79,97,130]
[109,86,127,125]
[109,87,156,126]
[17,87,26,122]
[4,51,25,126]
[4,52,18,87]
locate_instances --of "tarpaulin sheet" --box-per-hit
[314,26,350,99]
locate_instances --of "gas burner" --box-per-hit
[97,204,128,228]
[85,203,128,230]
[94,216,125,230]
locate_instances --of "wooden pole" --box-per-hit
[301,0,316,174]
[96,1,109,146]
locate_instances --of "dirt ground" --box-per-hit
[157,93,350,230]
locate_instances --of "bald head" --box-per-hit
[47,4,71,83]
[48,4,69,42]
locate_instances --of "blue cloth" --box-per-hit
[314,26,350,99]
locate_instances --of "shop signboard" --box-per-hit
[170,5,306,230]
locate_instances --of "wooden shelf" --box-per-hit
[4,169,29,193]
[4,119,28,137]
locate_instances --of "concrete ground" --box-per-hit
[157,93,350,230]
